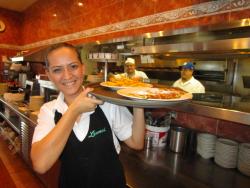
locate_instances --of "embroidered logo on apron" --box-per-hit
[88,128,106,138]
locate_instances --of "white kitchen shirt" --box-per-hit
[115,70,148,80]
[173,76,205,93]
[32,92,133,153]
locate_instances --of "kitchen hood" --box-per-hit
[88,18,250,59]
[131,37,250,57]
[130,18,250,58]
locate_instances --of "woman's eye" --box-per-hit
[70,64,79,70]
[51,68,62,74]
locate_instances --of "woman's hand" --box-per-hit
[69,87,103,115]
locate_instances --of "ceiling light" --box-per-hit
[53,14,57,17]
[78,2,83,6]
[145,33,151,38]
[158,31,164,37]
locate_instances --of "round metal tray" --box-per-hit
[88,83,191,108]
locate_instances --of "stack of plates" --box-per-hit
[214,138,239,168]
[238,143,250,176]
[197,133,217,159]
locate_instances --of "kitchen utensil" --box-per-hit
[169,126,187,153]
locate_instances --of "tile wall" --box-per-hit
[152,109,250,143]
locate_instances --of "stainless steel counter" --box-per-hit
[120,145,250,188]
[1,98,250,188]
[36,80,250,125]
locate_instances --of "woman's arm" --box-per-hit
[31,88,103,174]
[124,108,145,150]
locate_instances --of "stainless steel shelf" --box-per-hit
[0,112,20,134]
[88,83,250,125]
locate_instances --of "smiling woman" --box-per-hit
[30,43,146,188]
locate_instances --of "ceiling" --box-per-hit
[0,0,38,12]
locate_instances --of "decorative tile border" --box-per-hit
[1,0,250,51]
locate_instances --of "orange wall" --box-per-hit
[0,8,22,58]
[21,0,203,44]
[0,0,250,48]
[0,8,22,45]
[20,0,250,45]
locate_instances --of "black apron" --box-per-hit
[54,106,126,188]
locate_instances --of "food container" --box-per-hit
[146,124,170,147]
[169,126,187,153]
[18,73,27,88]
[3,93,25,102]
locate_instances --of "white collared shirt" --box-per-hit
[173,76,205,93]
[32,92,133,153]
[115,70,148,80]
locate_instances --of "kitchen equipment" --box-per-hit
[169,126,187,153]
[18,73,27,88]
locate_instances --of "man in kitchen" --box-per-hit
[113,57,149,81]
[173,62,205,93]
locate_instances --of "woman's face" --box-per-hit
[46,47,84,99]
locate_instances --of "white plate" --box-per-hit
[100,82,153,91]
[117,87,192,102]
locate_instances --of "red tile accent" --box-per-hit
[175,111,188,125]
[178,113,218,134]
[217,120,250,143]
[229,9,250,21]
[155,0,201,13]
[122,0,155,20]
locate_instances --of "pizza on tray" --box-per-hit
[101,77,152,88]
[117,87,192,101]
